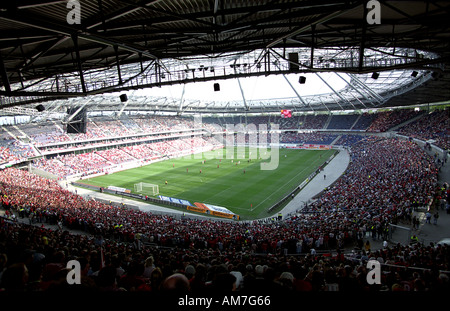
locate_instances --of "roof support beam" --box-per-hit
[114,45,123,85]
[236,77,248,111]
[0,52,11,93]
[271,58,314,112]
[281,74,314,112]
[19,36,69,72]
[178,83,186,114]
[315,72,348,110]
[233,61,248,111]
[117,99,130,118]
[348,73,384,105]
[334,72,369,108]
[310,25,315,69]
[359,3,368,72]
[86,0,166,30]
[15,1,67,9]
[266,7,356,48]
[0,13,159,61]
[65,99,91,123]
[71,33,87,94]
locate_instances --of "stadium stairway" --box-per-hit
[12,125,30,141]
[330,135,342,146]
[322,114,332,129]
[414,143,450,246]
[368,147,450,251]
[279,148,350,218]
[52,121,72,142]
[277,145,450,252]
[387,112,426,132]
[2,142,448,254]
[1,125,18,140]
[349,114,362,130]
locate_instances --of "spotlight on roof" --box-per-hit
[431,71,440,80]
[119,94,128,102]
[371,72,379,79]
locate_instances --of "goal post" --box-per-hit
[134,182,159,196]
[388,223,412,245]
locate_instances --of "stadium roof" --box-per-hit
[0,0,449,115]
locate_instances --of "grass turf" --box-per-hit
[80,147,336,219]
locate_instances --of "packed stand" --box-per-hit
[0,139,36,164]
[6,116,209,149]
[32,158,75,178]
[326,114,359,130]
[95,148,135,165]
[0,135,446,292]
[298,115,328,130]
[31,137,221,178]
[120,145,159,161]
[280,132,338,145]
[352,113,378,131]
[334,134,367,147]
[119,118,143,133]
[21,123,71,146]
[0,217,449,292]
[277,116,300,130]
[398,109,449,151]
[367,109,423,133]
[55,152,111,176]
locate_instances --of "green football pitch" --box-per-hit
[80,147,336,219]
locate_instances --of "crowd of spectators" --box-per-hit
[21,116,204,147]
[203,136,224,147]
[20,123,71,146]
[1,135,448,292]
[367,109,423,132]
[300,137,438,217]
[1,108,443,165]
[352,113,378,130]
[326,114,359,130]
[298,115,328,129]
[0,139,36,164]
[2,108,447,184]
[222,132,340,146]
[202,114,330,131]
[1,215,448,293]
[38,133,175,154]
[119,145,159,161]
[32,137,221,177]
[334,135,367,147]
[280,132,338,145]
[398,109,449,151]
[94,120,130,137]
[133,117,164,133]
[32,158,75,178]
[95,148,135,165]
[277,116,299,130]
[54,152,111,176]
[28,131,71,146]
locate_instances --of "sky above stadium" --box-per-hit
[136,72,349,102]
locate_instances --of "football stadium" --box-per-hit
[0,0,449,301]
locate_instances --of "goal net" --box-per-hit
[134,182,159,196]
[388,224,412,245]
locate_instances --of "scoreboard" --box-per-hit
[280,109,292,118]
